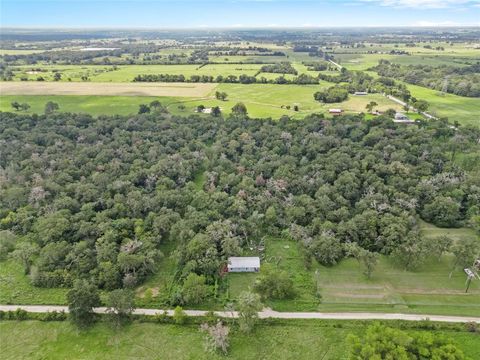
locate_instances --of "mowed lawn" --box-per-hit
[1,320,479,360]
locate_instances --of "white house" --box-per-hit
[394,112,409,121]
[227,257,260,273]
[329,109,343,115]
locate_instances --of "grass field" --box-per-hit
[404,84,480,127]
[0,260,67,305]
[0,81,216,97]
[9,64,265,82]
[0,84,401,119]
[225,222,480,316]
[0,95,162,116]
[1,320,478,360]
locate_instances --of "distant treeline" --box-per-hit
[372,60,480,97]
[133,73,319,85]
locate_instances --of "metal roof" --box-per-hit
[228,257,260,268]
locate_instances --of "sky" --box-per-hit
[1,0,479,28]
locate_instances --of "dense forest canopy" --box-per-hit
[0,111,479,296]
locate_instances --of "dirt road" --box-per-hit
[1,305,478,323]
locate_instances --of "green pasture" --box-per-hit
[0,95,161,116]
[2,320,478,360]
[0,260,67,305]
[1,84,401,119]
[226,225,479,316]
[0,49,46,55]
[405,84,480,127]
[9,63,266,82]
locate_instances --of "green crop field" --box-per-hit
[1,320,479,360]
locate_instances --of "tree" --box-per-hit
[215,91,228,101]
[44,101,59,115]
[9,242,39,274]
[348,323,467,359]
[0,230,16,260]
[181,273,210,305]
[149,100,161,109]
[67,279,100,328]
[431,235,453,260]
[309,233,344,266]
[236,291,262,333]
[173,306,186,324]
[253,265,295,300]
[231,102,248,117]
[450,238,480,278]
[365,101,378,113]
[345,243,378,279]
[138,104,150,114]
[422,196,461,228]
[211,106,221,117]
[20,103,30,112]
[413,99,429,113]
[200,321,230,354]
[314,86,349,103]
[53,72,62,81]
[105,288,136,327]
[392,232,428,270]
[10,101,21,111]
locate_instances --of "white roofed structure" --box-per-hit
[227,257,260,273]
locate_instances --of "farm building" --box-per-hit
[394,112,409,121]
[354,91,368,96]
[394,113,416,124]
[329,109,343,115]
[227,257,260,273]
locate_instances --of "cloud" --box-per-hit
[360,0,480,8]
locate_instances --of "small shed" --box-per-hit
[354,91,368,96]
[394,112,409,121]
[329,109,343,115]
[227,257,260,273]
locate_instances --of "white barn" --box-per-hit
[227,257,260,273]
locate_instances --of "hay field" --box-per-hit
[0,81,217,97]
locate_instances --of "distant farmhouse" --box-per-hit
[227,257,260,273]
[394,112,416,124]
[329,109,343,115]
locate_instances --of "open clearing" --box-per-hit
[0,81,217,97]
[1,320,479,360]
